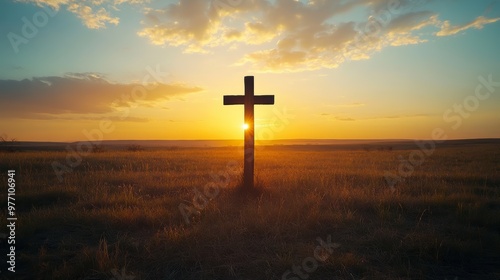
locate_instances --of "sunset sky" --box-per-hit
[1,0,499,142]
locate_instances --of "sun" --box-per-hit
[242,123,249,130]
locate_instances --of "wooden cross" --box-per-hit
[223,76,275,190]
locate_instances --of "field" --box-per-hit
[1,141,500,280]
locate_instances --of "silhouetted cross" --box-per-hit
[223,76,275,190]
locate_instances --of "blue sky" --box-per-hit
[0,0,499,141]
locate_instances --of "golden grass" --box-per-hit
[0,144,499,279]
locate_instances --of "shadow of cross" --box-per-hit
[223,76,275,190]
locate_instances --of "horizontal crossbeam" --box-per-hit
[223,95,275,105]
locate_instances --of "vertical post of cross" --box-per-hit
[244,76,255,191]
[223,76,275,191]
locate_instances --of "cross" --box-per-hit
[223,76,275,190]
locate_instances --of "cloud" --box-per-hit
[386,11,437,34]
[333,103,366,108]
[137,0,269,51]
[10,65,25,71]
[0,73,202,119]
[334,116,356,122]
[137,0,500,72]
[321,113,430,121]
[16,0,500,71]
[366,114,430,120]
[30,114,150,122]
[237,3,441,72]
[67,3,119,29]
[436,16,500,36]
[16,0,147,29]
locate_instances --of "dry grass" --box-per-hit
[0,143,499,279]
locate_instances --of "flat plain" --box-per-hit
[1,140,499,280]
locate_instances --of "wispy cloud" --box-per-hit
[0,73,202,119]
[16,0,147,29]
[333,116,357,122]
[67,3,119,29]
[436,16,500,36]
[366,114,431,120]
[332,103,366,108]
[321,113,431,121]
[29,114,150,122]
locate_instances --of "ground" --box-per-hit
[0,141,499,279]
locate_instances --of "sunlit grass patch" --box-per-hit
[1,143,499,279]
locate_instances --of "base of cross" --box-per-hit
[224,76,275,191]
[234,175,267,198]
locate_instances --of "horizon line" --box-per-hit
[4,137,500,144]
